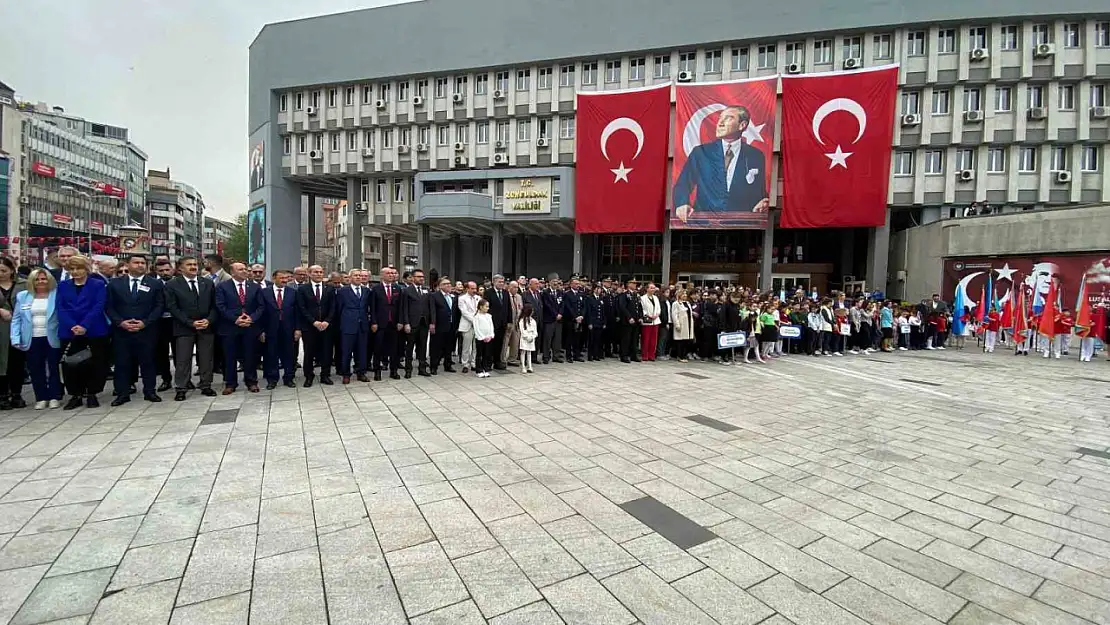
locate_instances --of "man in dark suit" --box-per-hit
[400,268,431,378]
[616,278,643,363]
[259,269,299,389]
[541,279,564,363]
[369,266,403,381]
[296,264,335,387]
[215,262,265,394]
[164,256,219,401]
[521,278,544,364]
[601,277,618,358]
[50,246,77,283]
[561,277,586,362]
[105,254,166,405]
[672,105,769,225]
[335,269,371,384]
[427,277,459,374]
[484,274,511,370]
[152,258,177,392]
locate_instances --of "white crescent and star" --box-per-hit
[811,97,868,170]
[600,117,644,183]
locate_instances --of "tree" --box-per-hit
[224,213,248,263]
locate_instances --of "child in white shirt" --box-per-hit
[517,303,538,373]
[472,299,496,378]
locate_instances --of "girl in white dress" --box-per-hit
[517,303,538,373]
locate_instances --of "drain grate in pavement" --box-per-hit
[200,409,239,426]
[685,414,740,433]
[1077,447,1110,460]
[619,496,717,549]
[899,378,943,387]
[677,372,710,380]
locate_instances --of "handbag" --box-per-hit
[61,342,92,367]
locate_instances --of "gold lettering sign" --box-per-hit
[502,178,553,214]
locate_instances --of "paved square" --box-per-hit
[0,349,1108,624]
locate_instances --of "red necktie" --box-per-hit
[386,284,393,322]
[238,283,245,305]
[276,289,283,320]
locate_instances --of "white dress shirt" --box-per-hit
[722,138,743,191]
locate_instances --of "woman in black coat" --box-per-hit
[719,292,742,364]
[584,285,605,361]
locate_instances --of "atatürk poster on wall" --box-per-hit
[248,204,266,265]
[249,141,265,192]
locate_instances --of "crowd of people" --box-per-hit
[2,249,1106,412]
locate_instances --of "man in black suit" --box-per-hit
[400,268,431,378]
[296,265,335,387]
[520,278,544,364]
[561,277,585,362]
[601,277,618,358]
[541,279,564,363]
[164,256,219,401]
[616,278,643,363]
[484,274,511,370]
[152,258,176,392]
[50,246,77,283]
[105,254,166,405]
[427,277,459,374]
[369,266,403,381]
[215,262,265,394]
[259,269,299,389]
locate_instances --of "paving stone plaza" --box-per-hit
[0,350,1108,625]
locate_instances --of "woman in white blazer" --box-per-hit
[639,284,662,362]
[671,290,695,362]
[11,269,62,409]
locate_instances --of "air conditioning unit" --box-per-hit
[786,63,802,74]
[453,142,465,152]
[397,145,411,155]
[1027,107,1047,120]
[677,70,694,82]
[1056,170,1073,183]
[1034,43,1055,58]
[355,202,370,214]
[1091,106,1110,119]
[493,89,506,100]
[452,93,465,104]
[842,58,862,70]
[970,48,989,62]
[536,138,550,147]
[495,140,507,150]
[415,143,429,152]
[901,113,921,127]
[18,195,28,205]
[412,96,425,106]
[375,99,387,109]
[453,156,467,167]
[361,148,375,158]
[493,153,510,165]
[963,110,984,123]
[958,169,975,182]
[308,150,323,160]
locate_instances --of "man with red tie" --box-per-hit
[370,266,404,381]
[260,269,298,389]
[295,265,336,387]
[215,262,264,394]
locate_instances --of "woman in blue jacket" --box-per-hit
[11,268,62,409]
[56,256,110,410]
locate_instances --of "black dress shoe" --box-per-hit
[303,378,314,388]
[284,381,296,388]
[631,357,642,362]
[357,374,370,382]
[144,394,162,403]
[129,385,137,394]
[63,397,84,410]
[390,372,401,380]
[86,395,99,408]
[174,391,187,402]
[461,367,469,374]
[265,382,277,390]
[10,396,26,409]
[418,370,431,377]
[494,364,507,371]
[319,376,334,385]
[373,372,382,381]
[404,371,412,379]
[430,369,438,375]
[158,380,172,392]
[620,358,631,363]
[186,381,196,390]
[443,367,456,373]
[201,388,218,397]
[110,396,130,407]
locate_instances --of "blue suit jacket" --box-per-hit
[11,290,60,349]
[259,285,298,336]
[105,275,165,330]
[672,139,767,214]
[215,280,264,336]
[57,278,110,339]
[336,286,371,335]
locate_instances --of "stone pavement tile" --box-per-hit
[386,446,431,469]
[10,567,113,625]
[861,539,963,588]
[621,533,705,582]
[517,456,587,494]
[48,516,142,577]
[948,603,1022,625]
[420,497,497,559]
[602,566,717,625]
[974,537,1110,601]
[592,453,654,485]
[824,577,946,625]
[385,541,469,618]
[318,522,407,625]
[897,511,983,548]
[1002,516,1110,560]
[1033,580,1110,625]
[1054,545,1110,577]
[17,502,97,537]
[858,483,980,529]
[309,471,360,499]
[409,481,458,506]
[487,600,564,625]
[88,578,179,625]
[130,498,205,548]
[167,452,221,481]
[488,514,584,588]
[155,474,216,504]
[671,568,774,625]
[258,491,314,534]
[688,537,775,589]
[0,564,49,624]
[748,574,868,625]
[764,496,878,549]
[121,446,185,480]
[847,512,933,550]
[558,488,650,544]
[208,474,263,504]
[398,462,448,489]
[255,525,318,560]
[453,546,543,618]
[541,573,634,625]
[0,456,51,475]
[503,480,575,525]
[573,467,644,504]
[921,539,1043,595]
[87,475,167,522]
[0,499,47,534]
[108,538,193,591]
[452,474,525,523]
[1,477,70,503]
[313,492,369,531]
[168,591,249,625]
[408,599,486,625]
[351,455,403,493]
[249,547,328,625]
[363,486,433,553]
[429,450,484,481]
[0,529,76,571]
[726,530,844,593]
[947,573,1090,625]
[639,460,724,499]
[199,497,259,534]
[542,515,638,579]
[708,492,820,547]
[475,453,533,486]
[176,524,256,606]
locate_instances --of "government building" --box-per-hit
[248,0,1110,295]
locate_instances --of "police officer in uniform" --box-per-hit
[616,278,643,363]
[541,278,564,363]
[561,276,586,362]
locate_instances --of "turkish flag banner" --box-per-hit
[780,65,899,229]
[575,84,670,233]
[671,77,777,230]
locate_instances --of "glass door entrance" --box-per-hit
[677,273,742,289]
[768,274,811,294]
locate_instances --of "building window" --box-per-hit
[327,89,336,107]
[1063,23,1081,48]
[294,93,303,110]
[1059,85,1075,111]
[516,69,530,91]
[347,132,357,150]
[937,29,956,54]
[1082,145,1100,171]
[605,60,621,83]
[381,129,393,149]
[924,150,944,174]
[344,87,355,106]
[418,126,430,145]
[968,27,988,50]
[538,118,551,139]
[312,134,322,151]
[397,81,409,102]
[375,180,386,203]
[932,90,951,115]
[1091,85,1107,107]
[437,126,449,146]
[893,151,914,176]
[455,124,468,144]
[282,136,290,155]
[1051,146,1069,171]
[678,52,696,73]
[454,76,468,95]
[415,80,427,99]
[517,120,531,142]
[629,57,646,80]
[842,36,862,60]
[398,128,411,146]
[582,62,598,85]
[364,131,375,149]
[814,39,833,64]
[1096,22,1110,47]
[901,92,921,115]
[873,34,892,60]
[393,179,404,203]
[995,86,1012,112]
[785,42,804,66]
[1028,85,1044,109]
[1000,25,1019,50]
[559,117,576,139]
[495,71,509,92]
[362,86,372,104]
[538,67,552,89]
[474,74,487,95]
[1032,24,1051,46]
[1018,147,1037,172]
[956,148,976,171]
[279,94,288,112]
[731,47,749,71]
[476,121,489,144]
[704,50,722,73]
[987,147,1006,172]
[496,121,510,143]
[654,55,671,78]
[559,64,575,86]
[906,31,926,56]
[376,84,389,101]
[757,44,776,69]
[296,136,307,153]
[435,78,448,98]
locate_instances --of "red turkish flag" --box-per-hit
[575,84,670,233]
[780,65,899,228]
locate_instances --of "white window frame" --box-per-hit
[559,117,575,139]
[415,80,427,99]
[495,71,510,92]
[1032,24,1051,46]
[604,60,621,84]
[1096,22,1110,47]
[924,150,945,175]
[364,131,375,149]
[375,180,386,203]
[294,93,303,110]
[629,57,645,80]
[397,81,409,102]
[297,135,306,153]
[346,132,357,150]
[434,78,448,99]
[344,87,354,106]
[654,55,671,78]
[931,90,951,115]
[398,128,411,147]
[474,74,488,95]
[1018,147,1037,172]
[362,86,372,104]
[418,126,430,146]
[496,121,510,143]
[1081,145,1100,171]
[956,148,975,171]
[842,36,862,60]
[678,52,696,73]
[757,44,776,69]
[393,179,404,203]
[381,129,393,149]
[987,148,1006,172]
[1091,85,1107,108]
[873,34,892,60]
[455,124,468,144]
[582,62,598,85]
[436,126,449,146]
[312,134,322,151]
[906,31,926,56]
[476,121,489,144]
[814,40,833,64]
[1058,85,1075,111]
[1028,85,1045,109]
[516,69,530,91]
[279,94,288,112]
[968,27,988,51]
[559,65,575,87]
[1051,146,1069,171]
[283,136,290,155]
[937,29,957,54]
[785,42,804,66]
[1063,23,1081,48]
[454,76,468,95]
[964,88,982,112]
[995,86,1012,112]
[1000,25,1019,50]
[704,50,722,74]
[893,151,914,176]
[537,67,552,89]
[327,88,337,108]
[517,119,531,142]
[376,84,389,102]
[901,92,921,115]
[731,47,749,71]
[537,118,551,140]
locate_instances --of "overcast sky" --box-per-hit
[0,0,408,220]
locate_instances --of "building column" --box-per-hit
[452,234,462,280]
[391,232,402,268]
[417,223,430,269]
[867,215,892,296]
[759,211,775,292]
[491,224,504,278]
[345,179,360,271]
[514,235,526,278]
[306,193,316,266]
[660,227,672,286]
[571,232,582,276]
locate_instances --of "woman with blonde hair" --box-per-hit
[10,268,62,409]
[670,289,695,362]
[57,255,110,409]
